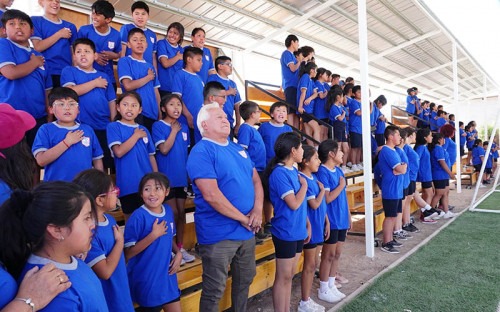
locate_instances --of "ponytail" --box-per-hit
[325,87,343,114]
[473,139,482,148]
[414,128,431,151]
[428,133,444,153]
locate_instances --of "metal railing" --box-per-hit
[391,105,440,130]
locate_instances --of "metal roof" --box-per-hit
[62,0,499,104]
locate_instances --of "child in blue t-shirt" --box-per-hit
[265,132,309,311]
[429,133,455,218]
[238,101,266,172]
[0,10,52,146]
[406,88,417,127]
[31,0,77,87]
[435,110,447,130]
[77,0,122,91]
[186,27,216,83]
[258,102,293,164]
[32,87,104,181]
[429,103,438,131]
[374,95,387,147]
[482,141,493,183]
[107,91,157,218]
[297,62,320,145]
[280,34,302,129]
[316,140,351,303]
[348,85,363,171]
[120,1,157,71]
[117,28,161,133]
[72,169,135,312]
[152,94,195,264]
[124,173,182,311]
[327,87,350,171]
[157,22,184,96]
[394,130,412,241]
[60,38,116,170]
[313,68,329,141]
[298,145,330,310]
[459,121,466,156]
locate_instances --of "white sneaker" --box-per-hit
[329,285,346,299]
[443,211,456,219]
[341,165,351,173]
[347,162,353,168]
[358,163,363,169]
[351,164,360,172]
[298,299,325,312]
[308,298,325,311]
[479,183,486,188]
[180,248,195,263]
[318,288,342,303]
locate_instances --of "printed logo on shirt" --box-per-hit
[143,137,148,144]
[81,137,90,147]
[182,132,188,141]
[238,150,247,158]
[150,37,155,44]
[108,41,115,49]
[205,55,209,61]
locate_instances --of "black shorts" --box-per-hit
[303,242,323,249]
[350,132,362,148]
[258,171,270,201]
[485,168,492,174]
[408,180,416,195]
[460,145,465,157]
[403,187,409,198]
[333,121,348,142]
[51,74,61,88]
[302,113,313,123]
[165,187,187,200]
[324,229,347,244]
[94,129,114,170]
[119,192,143,214]
[272,235,304,259]
[433,179,449,189]
[284,87,297,110]
[421,181,433,189]
[375,133,385,147]
[382,198,402,217]
[138,296,180,312]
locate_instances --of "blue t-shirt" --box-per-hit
[348,98,362,134]
[120,24,157,66]
[0,179,11,206]
[329,103,345,124]
[237,123,266,172]
[396,147,410,188]
[415,145,432,183]
[377,146,403,199]
[152,120,189,188]
[0,266,16,310]
[406,95,415,114]
[20,255,108,312]
[493,143,499,159]
[187,138,256,244]
[117,56,160,120]
[0,38,52,119]
[472,146,485,166]
[184,45,214,83]
[460,128,466,146]
[374,106,386,134]
[370,104,379,127]
[313,80,328,119]
[342,104,350,134]
[258,122,293,164]
[107,121,155,196]
[296,74,317,113]
[430,111,438,131]
[280,50,298,89]
[486,150,493,169]
[444,137,457,169]
[449,120,455,127]
[31,16,77,76]
[60,66,116,130]
[207,74,242,126]
[157,40,183,92]
[85,214,134,312]
[77,25,122,83]
[124,205,180,307]
[422,108,430,124]
[436,117,446,129]
[32,122,103,181]
[431,145,450,180]
[316,165,349,230]
[403,144,419,181]
[466,132,474,149]
[269,165,307,241]
[299,172,327,244]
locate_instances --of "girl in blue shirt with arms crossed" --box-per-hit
[429,133,455,219]
[297,62,320,146]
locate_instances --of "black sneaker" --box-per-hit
[255,229,270,239]
[422,209,438,219]
[389,239,403,248]
[408,223,420,232]
[381,243,400,253]
[255,236,264,245]
[403,224,419,233]
[483,180,490,185]
[263,222,272,235]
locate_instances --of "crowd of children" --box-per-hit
[0,1,498,312]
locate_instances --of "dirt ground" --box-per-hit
[246,182,489,312]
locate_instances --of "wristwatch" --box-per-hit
[15,298,35,312]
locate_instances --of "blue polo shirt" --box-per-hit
[348,98,362,134]
[31,16,77,76]
[406,95,415,114]
[377,146,403,199]
[280,50,298,89]
[415,145,432,183]
[60,66,116,130]
[313,80,328,119]
[207,74,242,126]
[32,122,103,181]
[187,138,256,245]
[422,108,430,125]
[370,104,380,127]
[237,123,266,172]
[436,117,446,129]
[0,179,11,206]
[269,164,307,241]
[460,129,466,146]
[430,111,438,131]
[299,172,327,244]
[343,104,350,134]
[258,121,293,164]
[184,45,214,83]
[396,147,410,188]
[120,24,157,66]
[316,165,349,230]
[171,69,204,134]
[444,137,457,169]
[157,40,184,92]
[0,38,52,119]
[152,120,189,188]
[0,266,16,310]
[403,144,419,181]
[296,74,317,113]
[375,106,386,134]
[472,146,485,166]
[466,132,474,149]
[486,150,493,169]
[77,25,122,84]
[329,104,345,123]
[431,145,450,180]
[117,56,160,120]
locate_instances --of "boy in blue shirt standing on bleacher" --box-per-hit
[31,0,77,88]
[77,0,121,91]
[60,38,116,171]
[238,101,266,173]
[32,87,103,181]
[0,10,52,146]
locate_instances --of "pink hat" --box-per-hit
[0,103,36,150]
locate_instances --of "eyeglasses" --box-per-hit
[214,94,227,100]
[98,187,120,197]
[53,102,79,109]
[220,63,232,67]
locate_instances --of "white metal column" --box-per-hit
[452,41,461,193]
[357,0,374,258]
[483,76,488,139]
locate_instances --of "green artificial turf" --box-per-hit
[341,202,500,312]
[475,192,500,210]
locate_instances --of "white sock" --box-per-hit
[424,204,432,210]
[320,281,330,293]
[328,276,336,288]
[299,299,309,306]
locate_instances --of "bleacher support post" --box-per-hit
[452,41,462,193]
[357,0,375,258]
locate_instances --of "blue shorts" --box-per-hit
[324,229,347,244]
[375,133,385,147]
[284,87,297,112]
[333,121,348,142]
[350,132,362,148]
[382,198,402,217]
[272,235,304,259]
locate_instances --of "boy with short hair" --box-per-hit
[258,102,293,165]
[207,56,242,137]
[117,28,161,132]
[331,74,340,86]
[119,1,157,71]
[32,87,104,181]
[280,34,301,129]
[378,125,406,254]
[448,114,455,127]
[459,121,466,156]
[0,9,52,146]
[436,110,447,130]
[171,46,204,143]
[31,0,77,88]
[238,101,266,173]
[349,85,363,171]
[61,38,116,170]
[77,0,121,91]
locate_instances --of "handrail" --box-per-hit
[391,105,440,129]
